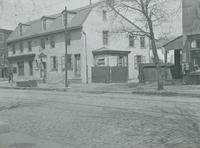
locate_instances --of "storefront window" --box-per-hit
[191,50,200,72]
[190,39,200,48]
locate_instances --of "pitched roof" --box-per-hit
[7,2,102,43]
[163,35,183,51]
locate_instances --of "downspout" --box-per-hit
[82,31,88,84]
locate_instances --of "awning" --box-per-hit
[93,47,131,56]
[163,35,183,51]
[8,54,35,63]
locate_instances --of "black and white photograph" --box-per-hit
[0,0,200,147]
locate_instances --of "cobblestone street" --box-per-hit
[0,88,200,148]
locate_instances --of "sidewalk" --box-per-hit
[132,82,200,98]
[1,80,200,98]
[0,80,134,94]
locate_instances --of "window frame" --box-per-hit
[61,55,73,71]
[40,38,45,49]
[12,44,16,54]
[50,36,55,48]
[96,57,105,66]
[29,61,33,75]
[129,35,135,47]
[28,40,32,51]
[140,36,145,48]
[50,56,58,71]
[19,42,24,53]
[103,30,109,45]
[102,10,107,21]
[17,62,24,76]
[134,55,145,69]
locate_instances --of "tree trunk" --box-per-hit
[147,17,164,90]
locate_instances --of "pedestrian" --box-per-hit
[8,71,13,83]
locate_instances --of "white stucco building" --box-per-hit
[7,1,150,83]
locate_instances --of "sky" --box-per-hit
[0,0,99,29]
[0,0,182,37]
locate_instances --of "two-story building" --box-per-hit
[7,1,150,84]
[163,0,200,84]
[0,29,12,79]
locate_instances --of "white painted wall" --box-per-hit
[8,31,85,83]
[83,4,150,81]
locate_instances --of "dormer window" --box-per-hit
[61,10,76,25]
[41,16,55,31]
[19,23,29,36]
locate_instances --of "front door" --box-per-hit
[75,54,81,77]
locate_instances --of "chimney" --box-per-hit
[89,0,92,5]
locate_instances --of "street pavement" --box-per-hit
[0,88,200,148]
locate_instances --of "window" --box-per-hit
[50,36,55,48]
[12,44,16,54]
[50,56,58,71]
[103,10,107,21]
[96,58,105,66]
[118,56,127,67]
[134,55,145,69]
[140,36,145,48]
[43,20,47,31]
[61,55,73,71]
[40,38,45,49]
[28,40,32,51]
[191,39,200,48]
[19,42,23,53]
[19,25,23,36]
[61,56,65,71]
[29,61,33,75]
[129,35,135,47]
[17,62,24,76]
[103,31,109,45]
[43,19,53,31]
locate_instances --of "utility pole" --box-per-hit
[64,6,68,87]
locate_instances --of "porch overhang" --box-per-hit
[93,47,131,56]
[8,54,35,63]
[163,35,183,51]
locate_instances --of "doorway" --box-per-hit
[75,54,81,77]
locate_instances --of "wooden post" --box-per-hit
[164,49,168,80]
[64,7,68,87]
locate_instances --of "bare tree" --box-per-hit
[105,0,172,90]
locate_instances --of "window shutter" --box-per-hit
[56,56,58,71]
[142,56,146,63]
[134,56,137,69]
[61,56,65,71]
[50,56,53,71]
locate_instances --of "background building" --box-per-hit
[0,29,12,79]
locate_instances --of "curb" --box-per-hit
[82,90,132,94]
[0,86,67,92]
[0,86,133,94]
[132,90,200,98]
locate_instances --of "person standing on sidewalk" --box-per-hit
[8,71,13,83]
